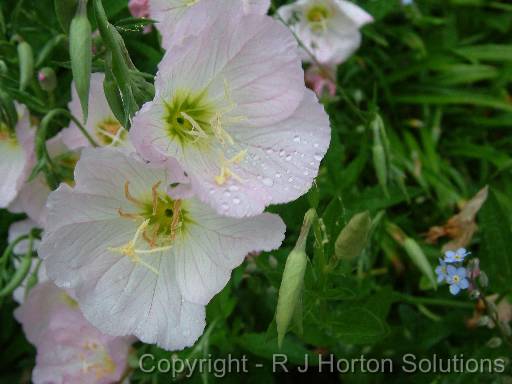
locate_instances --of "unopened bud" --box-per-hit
[478,271,489,288]
[0,60,7,75]
[486,337,502,348]
[38,67,57,92]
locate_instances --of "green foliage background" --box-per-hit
[1,0,512,382]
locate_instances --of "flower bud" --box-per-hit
[38,67,57,92]
[478,271,489,288]
[486,337,502,348]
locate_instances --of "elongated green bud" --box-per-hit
[334,211,372,263]
[17,41,34,91]
[403,238,437,288]
[276,209,316,348]
[69,0,91,121]
[103,54,126,127]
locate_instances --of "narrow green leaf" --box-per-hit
[455,44,512,62]
[17,42,34,91]
[69,1,92,121]
[402,238,437,289]
[54,0,78,33]
[333,211,372,264]
[276,209,316,348]
[103,53,126,125]
[479,188,512,292]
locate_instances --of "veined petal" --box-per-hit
[187,90,330,217]
[176,200,285,303]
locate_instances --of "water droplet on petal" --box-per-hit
[221,203,229,211]
[228,185,239,192]
[275,173,281,178]
[314,154,323,161]
[233,198,240,205]
[285,155,292,161]
[293,135,301,143]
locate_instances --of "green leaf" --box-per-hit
[276,209,315,348]
[455,44,512,62]
[403,238,437,289]
[237,333,318,365]
[54,0,78,33]
[478,188,512,292]
[69,2,92,121]
[394,90,512,112]
[17,42,34,92]
[333,211,372,263]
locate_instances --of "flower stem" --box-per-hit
[396,293,474,309]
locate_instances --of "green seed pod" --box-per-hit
[17,41,34,91]
[38,67,57,92]
[103,55,126,128]
[69,1,92,121]
[334,211,372,263]
[276,209,316,348]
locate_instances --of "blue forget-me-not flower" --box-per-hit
[446,265,469,295]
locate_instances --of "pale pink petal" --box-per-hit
[185,90,330,217]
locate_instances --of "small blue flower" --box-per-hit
[446,265,469,295]
[402,0,414,5]
[435,259,448,283]
[444,248,470,263]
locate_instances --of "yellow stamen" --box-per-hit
[215,150,247,185]
[107,220,170,275]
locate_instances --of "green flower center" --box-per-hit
[0,122,16,144]
[140,192,191,243]
[163,90,216,147]
[306,4,331,32]
[95,117,125,146]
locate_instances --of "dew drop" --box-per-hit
[221,203,229,211]
[285,155,292,161]
[293,135,301,143]
[275,173,281,178]
[228,185,239,192]
[314,154,323,161]
[233,198,240,205]
[224,191,231,198]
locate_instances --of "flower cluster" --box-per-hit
[0,0,362,374]
[436,248,471,295]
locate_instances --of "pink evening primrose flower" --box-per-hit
[305,65,337,98]
[0,103,35,208]
[278,0,373,65]
[149,0,270,49]
[131,8,330,217]
[61,72,129,150]
[39,147,285,350]
[15,282,132,384]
